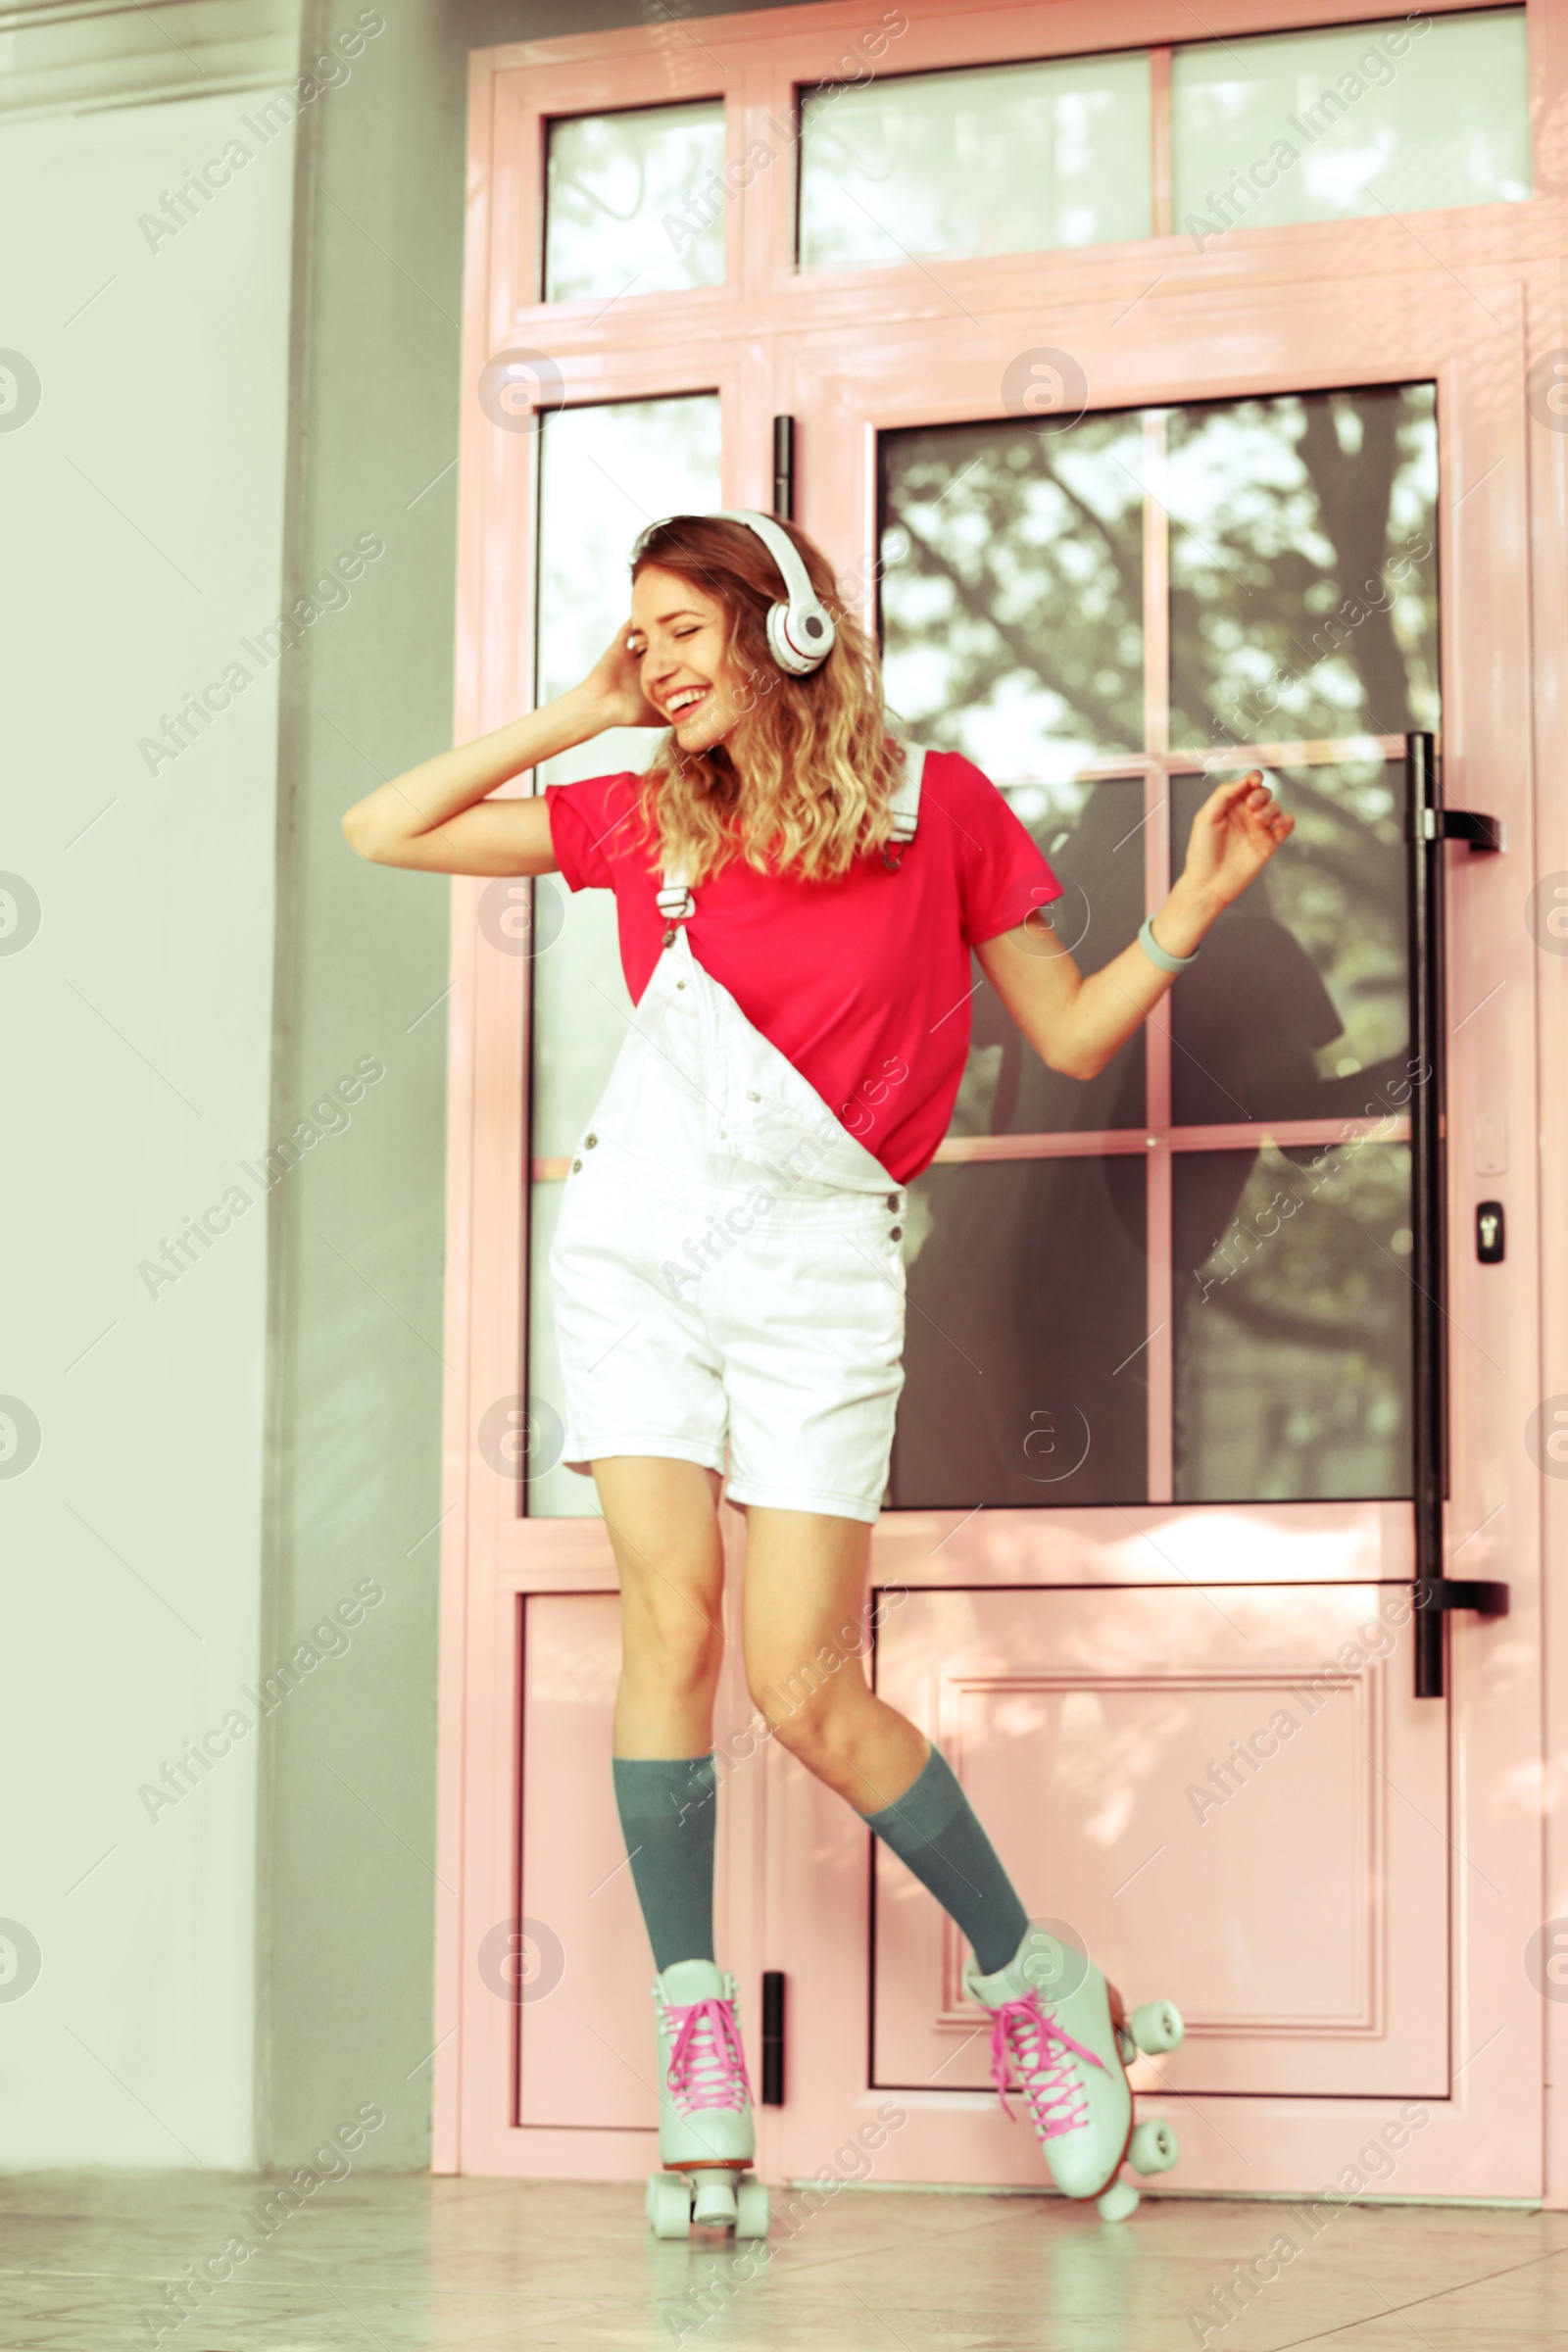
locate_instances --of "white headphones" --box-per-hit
[634,508,838,676]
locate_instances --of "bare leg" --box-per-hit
[591,1456,727,1756]
[738,1506,927,1812]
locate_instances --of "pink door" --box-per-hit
[437,3,1555,2206]
[761,325,1540,2199]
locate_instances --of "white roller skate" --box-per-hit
[644,1959,770,2241]
[963,1922,1184,2222]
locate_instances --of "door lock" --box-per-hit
[760,1970,785,2105]
[1477,1200,1505,1262]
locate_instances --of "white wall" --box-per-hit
[0,80,296,2166]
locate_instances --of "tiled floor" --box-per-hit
[2,2172,1566,2352]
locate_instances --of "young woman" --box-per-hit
[343,510,1293,2231]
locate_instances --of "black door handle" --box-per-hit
[1406,807,1504,853]
[1412,1577,1509,1617]
[1405,734,1507,1695]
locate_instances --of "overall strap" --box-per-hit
[882,741,926,871]
[889,742,925,841]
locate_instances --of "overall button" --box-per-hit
[890,1225,903,1241]
[584,1133,598,1149]
[676,979,686,991]
[571,1158,582,1173]
[747,1090,760,1102]
[887,1192,899,1209]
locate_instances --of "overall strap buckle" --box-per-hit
[658,872,694,948]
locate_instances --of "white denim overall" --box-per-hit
[549,750,925,1523]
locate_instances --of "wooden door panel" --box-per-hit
[872,1586,1447,2098]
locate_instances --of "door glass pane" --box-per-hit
[890,1156,1148,1508]
[536,395,722,787]
[800,51,1152,271]
[881,420,1149,1139]
[1173,1141,1412,1501]
[947,776,1147,1141]
[1172,9,1530,239]
[1167,758,1410,1128]
[545,103,727,302]
[527,395,722,1517]
[880,413,1146,779]
[877,381,1434,1515]
[1167,384,1438,751]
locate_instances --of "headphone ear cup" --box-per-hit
[766,599,835,675]
[801,606,837,665]
[766,601,814,675]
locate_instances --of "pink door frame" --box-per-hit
[434,0,1568,2203]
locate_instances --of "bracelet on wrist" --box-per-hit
[1138,911,1200,975]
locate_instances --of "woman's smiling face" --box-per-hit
[627,564,754,753]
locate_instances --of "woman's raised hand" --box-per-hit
[581,618,666,732]
[1179,769,1295,912]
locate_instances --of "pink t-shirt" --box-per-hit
[544,752,1063,1182]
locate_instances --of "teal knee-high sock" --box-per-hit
[612,1754,716,1974]
[861,1744,1028,1976]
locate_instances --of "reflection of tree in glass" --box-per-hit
[1175,1144,1411,1502]
[879,386,1437,776]
[1244,761,1408,1081]
[881,392,1431,1511]
[892,1155,1149,1509]
[1168,760,1410,1130]
[966,775,1146,1137]
[880,415,1145,777]
[545,110,725,300]
[1168,386,1438,748]
[955,756,1407,1156]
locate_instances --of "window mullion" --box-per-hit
[1150,46,1173,239]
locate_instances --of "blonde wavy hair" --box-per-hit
[630,514,906,885]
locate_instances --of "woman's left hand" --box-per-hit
[1180,769,1295,911]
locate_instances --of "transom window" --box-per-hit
[538,6,1529,300]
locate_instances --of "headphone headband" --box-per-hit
[633,508,837,676]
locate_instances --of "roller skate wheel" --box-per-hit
[692,2174,739,2229]
[1096,2177,1141,2222]
[735,2178,770,2239]
[1129,1998,1185,2055]
[649,2173,693,2238]
[1128,2118,1179,2176]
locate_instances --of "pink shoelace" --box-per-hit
[986,1990,1106,2142]
[663,1996,753,2115]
